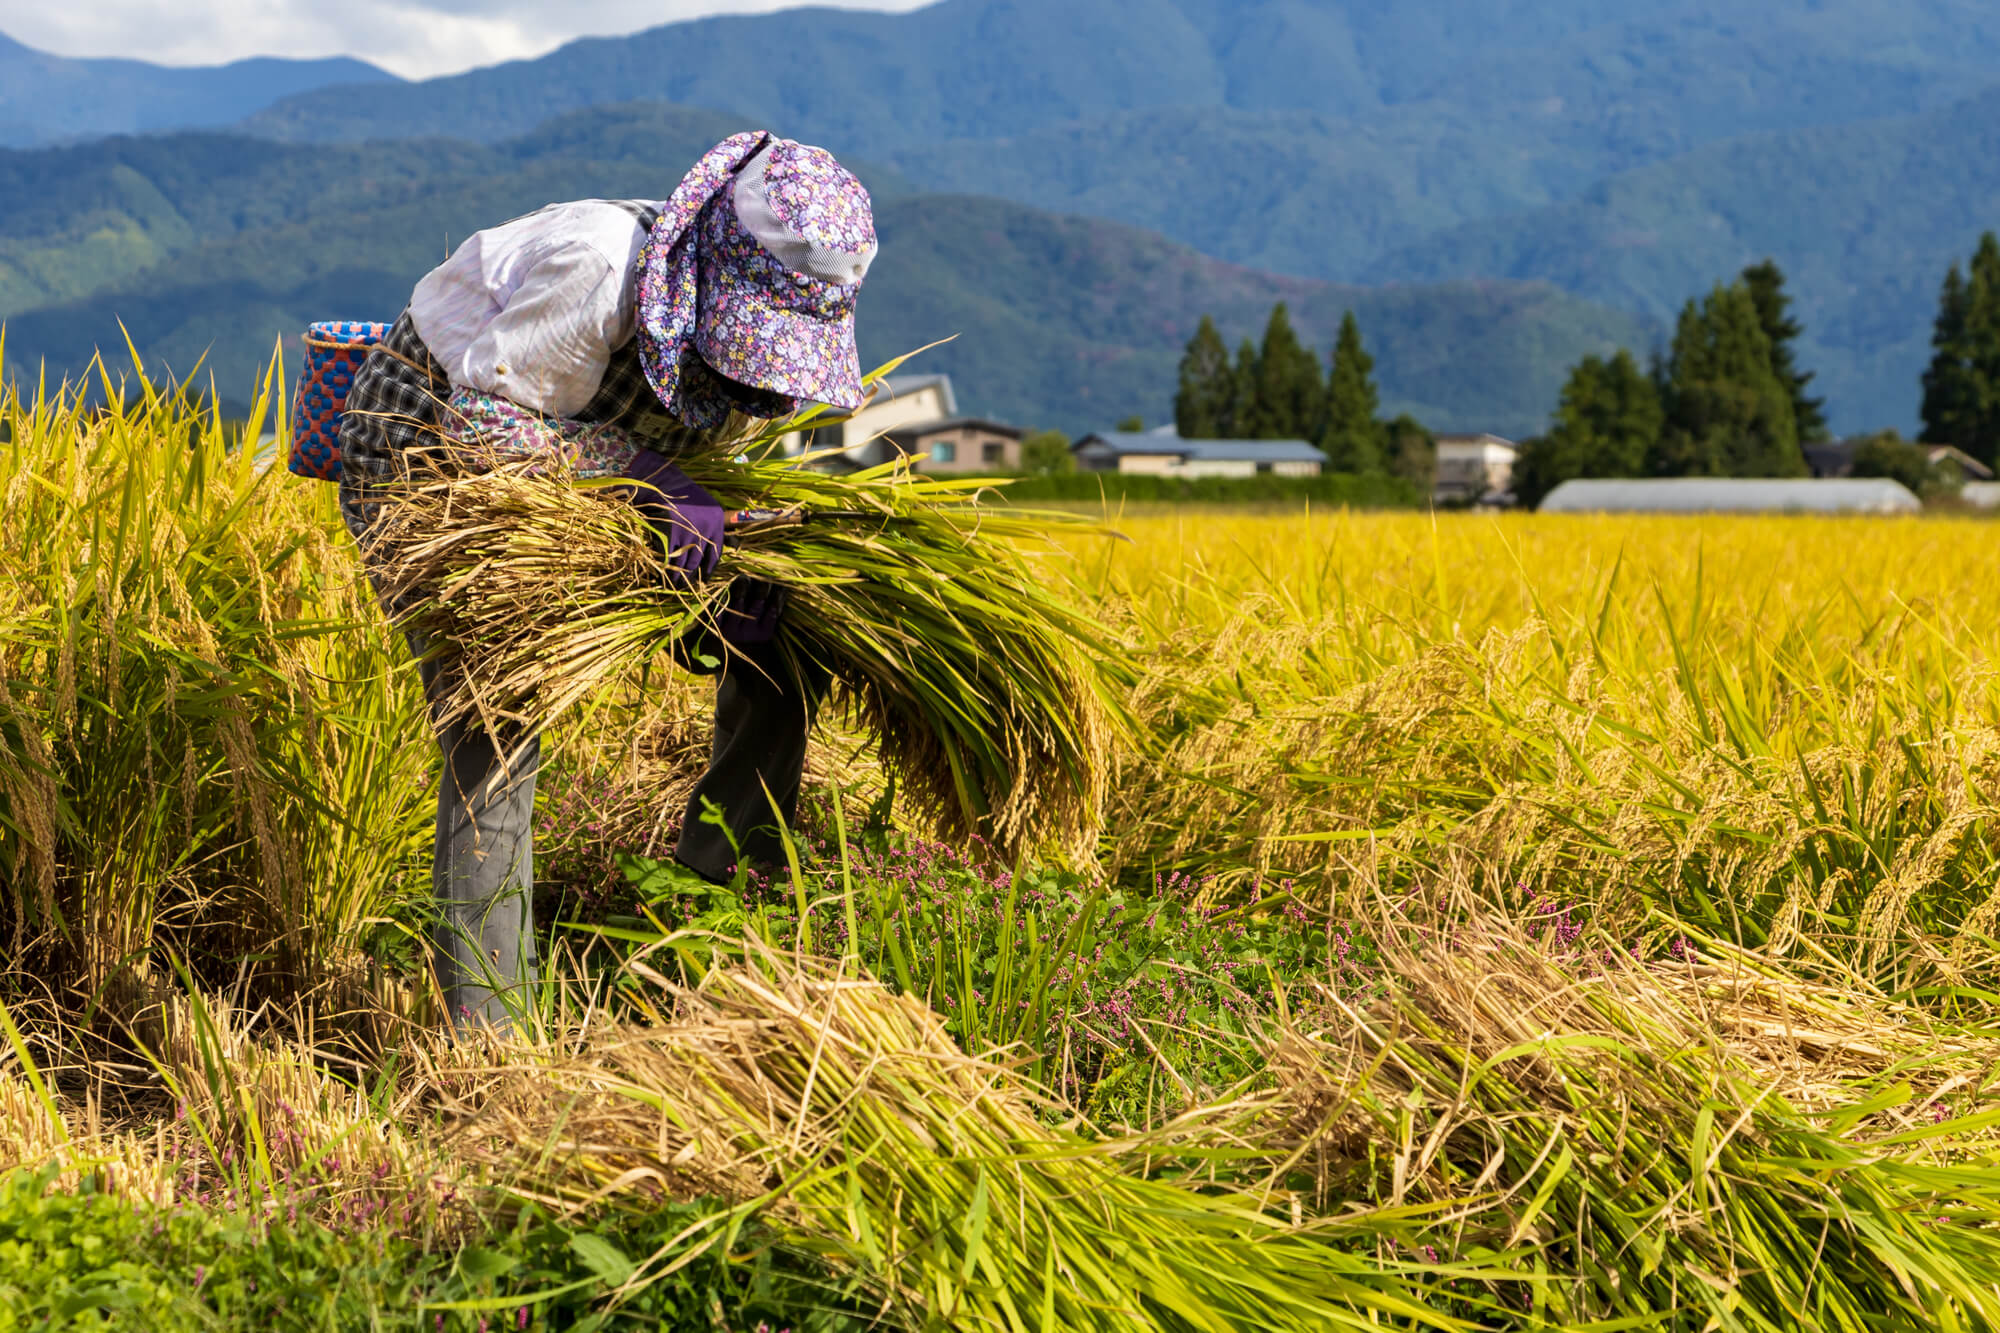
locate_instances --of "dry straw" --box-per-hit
[1263,893,2000,1329]
[462,938,1504,1332]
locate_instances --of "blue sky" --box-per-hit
[5,0,933,79]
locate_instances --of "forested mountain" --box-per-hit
[1371,84,2000,437]
[220,0,2000,308]
[235,0,2000,158]
[0,105,763,323]
[0,107,1648,436]
[0,32,393,148]
[7,0,2000,433]
[227,0,2000,430]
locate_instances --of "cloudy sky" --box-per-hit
[4,0,934,79]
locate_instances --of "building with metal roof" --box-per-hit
[1072,428,1325,478]
[1802,437,1993,481]
[877,374,959,417]
[1539,477,1921,514]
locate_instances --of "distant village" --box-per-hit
[817,231,2000,516]
[802,371,2000,515]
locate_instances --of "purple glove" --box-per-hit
[719,578,786,646]
[619,447,724,583]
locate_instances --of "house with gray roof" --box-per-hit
[1539,477,1920,514]
[1072,426,1325,477]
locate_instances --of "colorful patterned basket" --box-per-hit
[288,320,389,481]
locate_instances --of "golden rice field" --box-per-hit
[8,368,2000,1329]
[1085,508,2000,995]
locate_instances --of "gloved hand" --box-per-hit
[718,578,786,646]
[619,447,724,583]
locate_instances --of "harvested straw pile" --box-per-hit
[1264,899,2000,1328]
[461,941,1500,1332]
[373,420,1127,859]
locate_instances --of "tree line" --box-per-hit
[1173,306,1436,490]
[1510,261,1826,505]
[1920,232,2000,467]
[1160,235,2000,506]
[1514,238,2000,507]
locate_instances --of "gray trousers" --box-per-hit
[431,708,541,1029]
[425,638,829,1029]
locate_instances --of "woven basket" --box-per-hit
[289,320,389,481]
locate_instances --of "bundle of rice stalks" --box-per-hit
[1265,897,2000,1330]
[465,940,1511,1332]
[374,405,1128,859]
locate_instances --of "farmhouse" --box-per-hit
[1071,426,1324,477]
[882,418,1026,472]
[1432,433,1518,504]
[785,373,1023,471]
[1540,477,1920,514]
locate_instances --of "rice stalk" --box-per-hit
[1111,578,2000,998]
[0,348,432,1001]
[373,406,1132,859]
[464,939,1510,1332]
[1263,893,2000,1330]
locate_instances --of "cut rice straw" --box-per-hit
[371,364,1131,859]
[464,936,1511,1332]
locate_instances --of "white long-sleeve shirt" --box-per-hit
[408,199,662,418]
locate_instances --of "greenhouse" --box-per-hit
[1539,477,1921,514]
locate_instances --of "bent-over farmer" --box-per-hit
[335,132,878,1029]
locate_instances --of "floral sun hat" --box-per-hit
[635,131,879,430]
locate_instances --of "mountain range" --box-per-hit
[1375,85,2000,451]
[0,105,1649,436]
[238,0,2000,161]
[0,31,392,148]
[5,0,2000,437]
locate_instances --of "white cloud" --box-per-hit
[2,0,937,80]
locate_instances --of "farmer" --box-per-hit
[335,132,878,1029]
